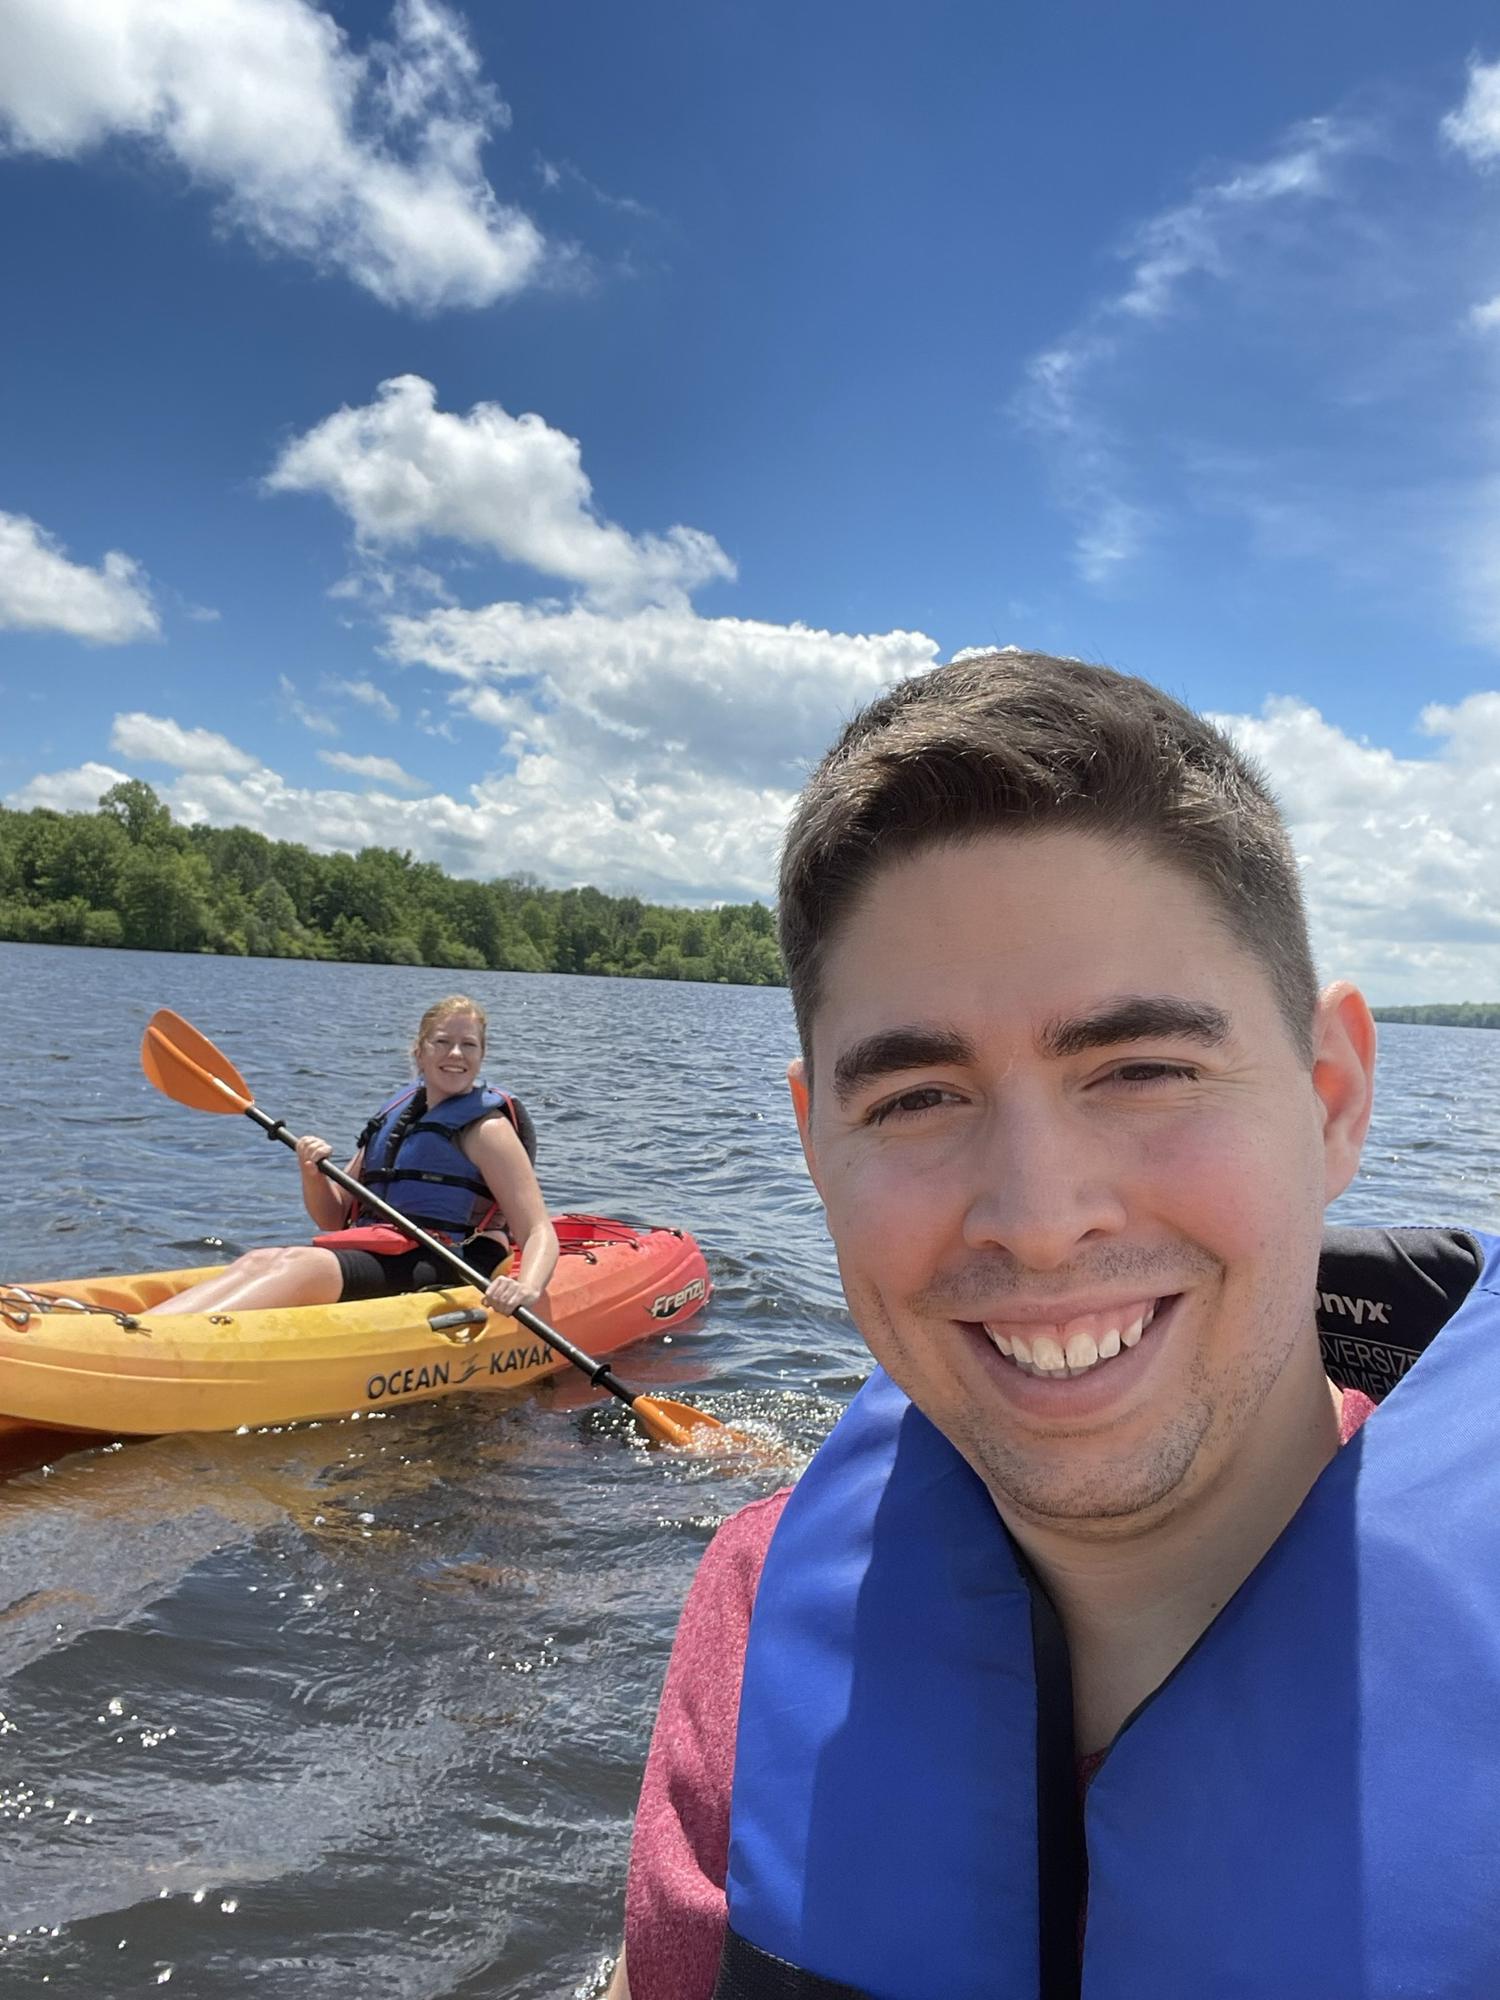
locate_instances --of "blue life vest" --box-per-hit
[720,1230,1500,1999]
[352,1083,530,1244]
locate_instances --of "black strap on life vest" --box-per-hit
[354,1086,427,1175]
[1023,1551,1084,2000]
[362,1161,492,1195]
[713,1932,870,1999]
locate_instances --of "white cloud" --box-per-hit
[1445,65,1500,358]
[110,711,259,775]
[377,600,940,893]
[0,509,159,642]
[1431,66,1500,644]
[0,0,543,312]
[8,760,131,813]
[1116,121,1348,321]
[254,382,938,890]
[1017,118,1356,583]
[277,673,338,737]
[2,599,935,902]
[329,676,400,721]
[319,748,426,789]
[1441,58,1500,166]
[8,742,787,901]
[327,556,455,614]
[1073,497,1151,589]
[265,374,735,610]
[1215,693,1500,997]
[383,599,941,784]
[533,152,655,220]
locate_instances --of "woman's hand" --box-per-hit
[482,1271,541,1318]
[298,1140,359,1233]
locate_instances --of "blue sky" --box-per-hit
[5,0,1500,998]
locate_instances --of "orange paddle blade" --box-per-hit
[630,1394,725,1446]
[629,1394,756,1449]
[141,1009,253,1115]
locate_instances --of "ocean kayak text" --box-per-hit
[364,1343,554,1402]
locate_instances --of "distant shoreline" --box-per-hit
[0,782,786,987]
[1370,1006,1500,1030]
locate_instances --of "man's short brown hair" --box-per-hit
[778,650,1318,1065]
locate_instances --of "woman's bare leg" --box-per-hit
[152,1246,344,1315]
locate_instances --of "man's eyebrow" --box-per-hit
[826,1000,1229,1102]
[831,1026,975,1103]
[1039,995,1231,1059]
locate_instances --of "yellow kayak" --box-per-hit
[0,1215,711,1437]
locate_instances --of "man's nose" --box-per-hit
[961,1098,1127,1270]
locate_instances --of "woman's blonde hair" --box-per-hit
[411,994,487,1068]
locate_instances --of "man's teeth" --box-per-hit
[984,1301,1159,1378]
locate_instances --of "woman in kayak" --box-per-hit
[154,995,557,1319]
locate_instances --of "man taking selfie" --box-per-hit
[609,650,1500,2000]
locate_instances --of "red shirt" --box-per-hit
[623,1390,1379,2000]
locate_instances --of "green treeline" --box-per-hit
[1371,1004,1500,1030]
[0,781,785,985]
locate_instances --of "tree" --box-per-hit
[418,908,485,970]
[268,841,323,923]
[519,897,555,958]
[99,779,172,847]
[35,813,127,907]
[554,887,613,974]
[118,847,211,952]
[250,877,299,951]
[0,813,22,899]
[495,931,546,973]
[0,792,790,984]
[201,823,274,894]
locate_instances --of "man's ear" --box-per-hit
[787,1057,823,1200]
[1313,982,1377,1205]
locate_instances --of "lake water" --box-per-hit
[1,942,1497,1997]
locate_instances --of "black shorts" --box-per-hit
[331,1235,509,1304]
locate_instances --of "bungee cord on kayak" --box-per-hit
[0,1285,146,1333]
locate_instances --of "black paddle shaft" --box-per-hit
[243,1103,644,1403]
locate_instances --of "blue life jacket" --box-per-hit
[352,1082,533,1244]
[720,1230,1500,2000]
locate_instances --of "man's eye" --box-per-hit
[1110,1062,1199,1088]
[867,1086,953,1125]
